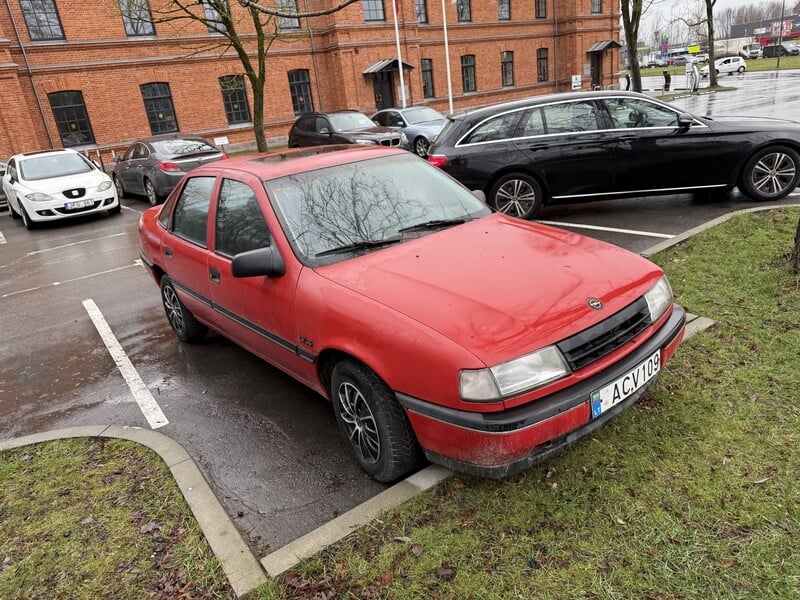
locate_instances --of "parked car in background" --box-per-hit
[2,149,119,229]
[762,42,800,57]
[646,58,667,68]
[700,56,746,77]
[691,53,709,64]
[112,135,227,206]
[427,90,800,219]
[0,161,6,211]
[138,145,685,481]
[288,111,407,150]
[739,43,761,59]
[371,106,447,156]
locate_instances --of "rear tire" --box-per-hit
[160,276,208,343]
[331,359,424,483]
[489,173,543,219]
[739,145,800,201]
[144,179,160,206]
[737,66,745,73]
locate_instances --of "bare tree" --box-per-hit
[621,0,645,91]
[142,0,361,152]
[791,218,800,274]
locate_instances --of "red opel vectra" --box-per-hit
[138,146,685,482]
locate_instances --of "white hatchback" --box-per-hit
[2,148,119,229]
[700,56,747,77]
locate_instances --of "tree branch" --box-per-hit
[236,0,362,19]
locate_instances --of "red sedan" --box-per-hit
[138,146,685,482]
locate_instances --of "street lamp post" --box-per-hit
[777,0,786,74]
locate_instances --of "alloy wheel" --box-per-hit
[414,137,430,157]
[162,284,185,335]
[495,179,538,218]
[145,180,158,206]
[751,151,797,196]
[336,381,381,464]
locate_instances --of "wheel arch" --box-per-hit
[485,166,550,206]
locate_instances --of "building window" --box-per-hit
[461,54,476,93]
[140,82,178,134]
[537,48,549,82]
[362,0,385,21]
[48,91,95,147]
[456,0,471,22]
[201,0,225,33]
[415,0,428,23]
[501,51,514,87]
[119,0,154,36]
[421,58,434,98]
[219,75,251,124]
[20,0,64,41]
[288,69,314,115]
[498,0,510,20]
[535,0,546,19]
[591,0,602,14]
[278,0,300,29]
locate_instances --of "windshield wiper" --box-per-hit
[315,238,403,257]
[398,218,467,233]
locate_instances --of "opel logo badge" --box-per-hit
[587,298,603,310]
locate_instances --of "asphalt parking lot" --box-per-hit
[2,75,800,558]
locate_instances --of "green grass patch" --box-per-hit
[639,54,800,77]
[251,208,800,599]
[0,438,233,599]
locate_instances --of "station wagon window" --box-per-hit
[519,108,546,137]
[603,98,679,129]
[462,111,523,144]
[119,0,154,36]
[216,179,271,257]
[172,176,215,247]
[20,0,64,41]
[541,101,599,133]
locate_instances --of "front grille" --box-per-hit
[62,187,87,199]
[556,297,651,371]
[380,138,402,147]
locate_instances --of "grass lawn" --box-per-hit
[639,54,800,77]
[2,208,799,599]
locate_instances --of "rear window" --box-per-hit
[152,139,217,157]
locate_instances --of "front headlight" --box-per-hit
[354,139,377,145]
[25,192,55,202]
[97,180,112,192]
[459,346,569,402]
[399,132,408,143]
[644,275,673,323]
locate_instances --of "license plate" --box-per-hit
[65,199,94,210]
[591,350,661,418]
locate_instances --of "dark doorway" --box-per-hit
[372,72,394,109]
[590,53,602,89]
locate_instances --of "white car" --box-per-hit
[2,148,119,229]
[700,56,747,78]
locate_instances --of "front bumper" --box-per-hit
[23,194,119,222]
[397,305,686,478]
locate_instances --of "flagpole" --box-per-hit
[441,0,453,113]
[393,0,406,108]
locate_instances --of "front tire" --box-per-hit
[7,198,20,219]
[489,173,543,219]
[331,359,424,482]
[413,136,430,157]
[160,276,208,343]
[739,145,800,201]
[20,204,36,230]
[144,179,160,206]
[113,175,125,199]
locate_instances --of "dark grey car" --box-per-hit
[288,111,408,149]
[372,106,447,157]
[112,135,226,205]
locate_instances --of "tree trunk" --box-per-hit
[791,216,800,274]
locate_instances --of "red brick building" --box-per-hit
[0,0,620,164]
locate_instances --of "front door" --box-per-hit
[590,53,602,89]
[372,72,394,109]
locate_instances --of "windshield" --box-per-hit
[328,112,376,131]
[152,139,217,157]
[19,152,94,181]
[403,107,444,125]
[264,154,490,265]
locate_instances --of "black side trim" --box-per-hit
[139,251,154,269]
[169,278,316,363]
[397,305,685,434]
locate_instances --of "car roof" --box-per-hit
[14,148,79,160]
[139,134,212,145]
[189,145,408,181]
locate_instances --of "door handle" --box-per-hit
[209,267,220,284]
[526,144,548,151]
[165,247,173,260]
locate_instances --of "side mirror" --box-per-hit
[677,113,693,129]
[231,246,285,278]
[113,155,121,163]
[471,189,487,204]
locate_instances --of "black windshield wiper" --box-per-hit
[398,218,467,233]
[315,238,403,258]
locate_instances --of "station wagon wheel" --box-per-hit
[414,136,430,157]
[113,175,125,199]
[489,173,543,219]
[160,276,208,343]
[739,145,800,201]
[144,179,160,206]
[331,359,424,483]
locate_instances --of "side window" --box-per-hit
[462,111,523,144]
[215,179,271,257]
[604,98,679,129]
[541,101,599,133]
[373,112,387,126]
[316,117,331,133]
[133,144,148,159]
[520,108,545,137]
[389,111,403,126]
[171,176,215,246]
[123,145,137,161]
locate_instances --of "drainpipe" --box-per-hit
[303,0,323,111]
[4,0,56,147]
[552,0,559,90]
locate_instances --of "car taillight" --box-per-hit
[157,161,181,172]
[427,155,448,169]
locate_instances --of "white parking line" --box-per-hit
[82,298,168,429]
[0,230,5,244]
[538,220,674,239]
[1,261,141,299]
[27,232,127,256]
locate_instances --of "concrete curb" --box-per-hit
[0,425,267,598]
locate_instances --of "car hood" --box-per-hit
[344,126,401,140]
[407,119,447,134]
[317,215,663,366]
[20,169,109,193]
[703,115,800,132]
